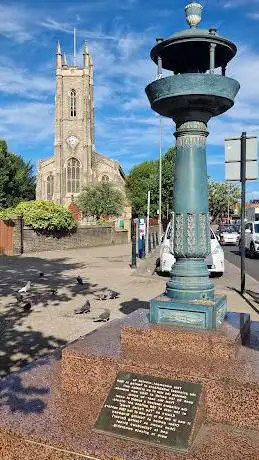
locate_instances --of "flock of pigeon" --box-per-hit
[14,273,120,322]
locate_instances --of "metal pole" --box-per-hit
[142,235,146,259]
[158,116,163,242]
[227,183,230,223]
[156,37,163,243]
[146,191,151,255]
[240,131,246,295]
[131,220,137,268]
[73,28,77,66]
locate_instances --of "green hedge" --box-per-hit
[0,200,77,234]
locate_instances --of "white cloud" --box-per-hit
[40,18,73,34]
[0,102,54,145]
[117,33,148,59]
[41,18,120,41]
[247,12,259,19]
[223,0,259,8]
[0,60,54,99]
[205,46,259,146]
[0,5,32,42]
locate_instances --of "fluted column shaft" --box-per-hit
[166,121,214,301]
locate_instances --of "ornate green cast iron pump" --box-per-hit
[146,3,240,329]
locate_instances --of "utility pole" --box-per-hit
[240,132,246,295]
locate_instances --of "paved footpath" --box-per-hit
[0,244,258,377]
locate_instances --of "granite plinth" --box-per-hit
[121,311,250,363]
[150,294,227,330]
[0,309,259,460]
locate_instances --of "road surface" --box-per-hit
[223,245,259,282]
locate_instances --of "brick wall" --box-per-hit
[21,225,128,253]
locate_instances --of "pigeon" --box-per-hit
[94,309,110,322]
[23,302,32,312]
[15,293,24,303]
[75,300,91,315]
[39,272,44,277]
[96,293,108,301]
[18,281,31,293]
[76,275,84,285]
[109,290,120,299]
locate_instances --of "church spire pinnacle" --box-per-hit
[56,41,62,68]
[83,41,90,68]
[63,53,68,66]
[56,41,61,55]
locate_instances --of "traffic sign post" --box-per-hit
[225,133,258,294]
[240,132,246,295]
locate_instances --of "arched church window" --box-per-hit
[47,175,54,200]
[66,158,80,193]
[70,89,76,117]
[102,175,109,183]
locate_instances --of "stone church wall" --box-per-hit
[21,225,128,254]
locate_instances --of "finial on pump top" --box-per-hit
[185,2,203,28]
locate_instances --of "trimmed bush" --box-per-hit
[0,200,77,234]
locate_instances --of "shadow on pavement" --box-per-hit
[0,354,61,415]
[246,289,259,305]
[119,298,149,315]
[227,286,259,316]
[0,254,111,378]
[229,249,241,256]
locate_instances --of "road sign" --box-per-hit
[225,136,258,181]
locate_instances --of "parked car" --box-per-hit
[159,223,224,276]
[239,221,259,258]
[217,224,239,245]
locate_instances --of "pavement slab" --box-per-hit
[0,243,258,378]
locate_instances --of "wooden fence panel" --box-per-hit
[0,220,14,255]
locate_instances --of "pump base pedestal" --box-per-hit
[150,294,227,330]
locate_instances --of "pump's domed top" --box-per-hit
[151,3,237,74]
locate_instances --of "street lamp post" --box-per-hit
[146,3,240,329]
[156,37,163,242]
[158,116,163,240]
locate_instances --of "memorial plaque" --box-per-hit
[94,372,202,451]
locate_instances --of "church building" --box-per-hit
[36,42,125,204]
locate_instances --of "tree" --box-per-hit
[126,160,158,217]
[208,181,240,223]
[77,182,125,220]
[126,147,176,218]
[0,139,35,208]
[161,147,176,219]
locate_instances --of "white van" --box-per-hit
[243,221,259,258]
[159,222,224,276]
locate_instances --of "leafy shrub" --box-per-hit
[0,200,77,234]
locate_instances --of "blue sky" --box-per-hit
[1,0,259,199]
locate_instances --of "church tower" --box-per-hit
[36,41,125,206]
[54,41,94,204]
